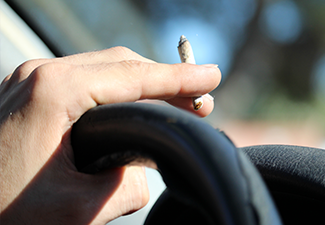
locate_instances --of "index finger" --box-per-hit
[67,61,221,119]
[26,60,220,123]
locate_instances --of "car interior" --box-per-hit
[1,0,325,224]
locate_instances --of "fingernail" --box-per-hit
[203,93,214,101]
[202,64,219,68]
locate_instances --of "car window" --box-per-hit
[0,0,54,80]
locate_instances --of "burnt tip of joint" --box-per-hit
[194,102,203,110]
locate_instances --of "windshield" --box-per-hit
[5,0,325,148]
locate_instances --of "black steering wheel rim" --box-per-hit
[71,103,282,225]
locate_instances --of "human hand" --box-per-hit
[0,47,221,224]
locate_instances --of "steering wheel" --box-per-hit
[241,145,325,225]
[71,103,282,225]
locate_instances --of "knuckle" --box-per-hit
[117,60,149,89]
[16,59,50,74]
[11,59,53,82]
[31,63,56,83]
[1,74,12,84]
[32,62,70,79]
[109,46,137,59]
[29,63,71,98]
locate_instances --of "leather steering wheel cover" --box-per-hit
[71,103,281,225]
[241,145,325,201]
[241,145,325,224]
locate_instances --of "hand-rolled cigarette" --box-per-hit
[178,35,204,111]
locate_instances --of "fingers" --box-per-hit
[22,60,220,122]
[78,62,220,113]
[6,48,221,122]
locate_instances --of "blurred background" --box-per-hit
[2,0,325,148]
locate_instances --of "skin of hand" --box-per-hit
[0,47,221,224]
